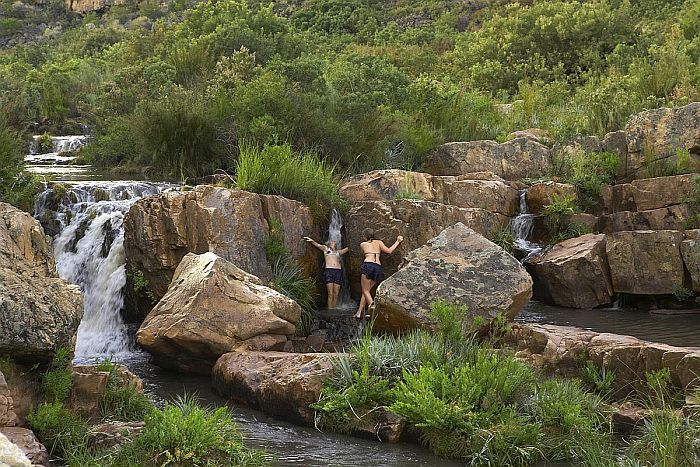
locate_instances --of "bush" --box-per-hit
[489,227,514,254]
[270,256,316,335]
[236,141,345,218]
[27,401,89,459]
[97,360,154,421]
[42,347,73,402]
[0,122,39,212]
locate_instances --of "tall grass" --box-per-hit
[236,141,345,218]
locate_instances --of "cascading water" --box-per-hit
[327,208,353,307]
[35,181,174,358]
[510,189,543,262]
[26,135,92,180]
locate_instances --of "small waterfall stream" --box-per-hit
[34,181,174,358]
[326,208,354,307]
[510,189,543,262]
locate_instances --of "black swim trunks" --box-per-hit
[361,261,382,281]
[323,268,343,284]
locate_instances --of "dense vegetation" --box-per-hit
[312,301,700,465]
[1,0,699,187]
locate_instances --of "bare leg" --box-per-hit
[361,276,376,312]
[326,283,333,309]
[355,278,367,318]
[330,284,340,309]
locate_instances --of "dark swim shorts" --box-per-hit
[323,268,343,284]
[361,261,383,281]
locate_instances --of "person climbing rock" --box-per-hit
[355,228,403,320]
[303,236,348,309]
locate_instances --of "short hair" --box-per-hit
[362,228,375,241]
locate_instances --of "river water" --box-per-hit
[26,137,695,466]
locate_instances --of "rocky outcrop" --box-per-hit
[0,203,83,361]
[344,200,509,294]
[605,230,684,295]
[137,253,301,373]
[65,0,128,14]
[507,128,551,144]
[525,182,578,215]
[527,234,613,308]
[0,431,32,467]
[508,323,700,397]
[0,428,48,467]
[625,102,700,177]
[340,169,518,215]
[124,186,320,301]
[423,138,551,180]
[599,205,690,233]
[373,223,532,332]
[212,351,337,426]
[602,174,699,213]
[68,364,143,420]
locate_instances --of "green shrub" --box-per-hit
[37,132,53,153]
[270,256,316,335]
[626,409,700,467]
[236,141,345,218]
[489,227,514,254]
[0,122,39,212]
[0,18,21,38]
[113,394,267,466]
[394,172,422,200]
[97,359,154,421]
[581,361,616,400]
[42,347,73,402]
[27,401,89,459]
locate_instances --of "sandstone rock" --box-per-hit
[345,200,509,295]
[0,203,55,277]
[527,234,613,308]
[612,403,650,435]
[349,408,404,444]
[124,186,320,302]
[605,230,684,295]
[0,428,48,466]
[606,174,699,213]
[681,239,700,292]
[603,131,630,181]
[626,102,700,177]
[87,421,144,451]
[68,364,143,420]
[340,170,518,215]
[65,0,128,14]
[0,371,16,427]
[525,182,578,215]
[212,351,337,425]
[0,431,31,467]
[137,253,301,373]
[599,205,690,233]
[424,138,551,180]
[506,128,551,145]
[373,223,532,332]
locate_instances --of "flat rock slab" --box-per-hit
[374,223,532,332]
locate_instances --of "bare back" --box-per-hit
[361,240,383,265]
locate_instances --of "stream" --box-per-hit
[25,136,694,466]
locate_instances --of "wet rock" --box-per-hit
[350,408,404,444]
[424,138,551,180]
[605,230,684,295]
[137,253,301,373]
[527,234,613,308]
[212,351,338,425]
[374,223,532,332]
[525,182,578,215]
[0,428,48,466]
[625,102,700,178]
[0,203,83,362]
[345,200,509,296]
[124,186,320,303]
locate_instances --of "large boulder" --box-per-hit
[373,223,532,332]
[344,200,509,295]
[599,205,690,233]
[423,137,551,180]
[68,364,143,420]
[0,428,48,467]
[0,203,83,361]
[625,103,700,178]
[124,186,321,302]
[340,170,518,215]
[212,351,337,426]
[526,234,613,308]
[605,230,684,295]
[0,431,32,467]
[603,174,699,213]
[525,182,578,215]
[136,253,301,373]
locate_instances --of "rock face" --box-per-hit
[0,428,48,467]
[605,230,684,295]
[0,363,41,428]
[0,431,32,467]
[373,223,532,332]
[124,186,320,302]
[68,364,143,420]
[424,138,551,180]
[681,239,700,292]
[137,253,301,373]
[527,234,613,308]
[525,182,578,215]
[340,169,518,215]
[599,205,690,233]
[65,0,128,14]
[625,102,700,177]
[344,200,509,295]
[212,351,337,426]
[603,174,698,213]
[508,323,700,397]
[0,203,83,361]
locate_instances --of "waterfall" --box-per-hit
[35,181,174,358]
[510,190,543,262]
[30,134,89,154]
[327,209,353,307]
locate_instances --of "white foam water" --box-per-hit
[327,208,354,307]
[30,134,88,154]
[510,190,543,262]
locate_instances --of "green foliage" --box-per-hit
[0,122,39,212]
[37,132,53,153]
[489,227,514,254]
[641,146,694,179]
[581,361,616,400]
[626,408,700,467]
[394,172,422,200]
[0,18,22,38]
[264,218,287,264]
[672,284,695,303]
[113,394,267,466]
[27,401,89,459]
[553,150,619,210]
[270,256,316,335]
[129,268,156,304]
[98,360,154,421]
[42,347,73,402]
[236,141,344,218]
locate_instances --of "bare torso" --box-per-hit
[360,240,382,265]
[324,248,342,269]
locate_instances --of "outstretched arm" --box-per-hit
[380,235,404,254]
[303,236,326,251]
[339,247,349,255]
